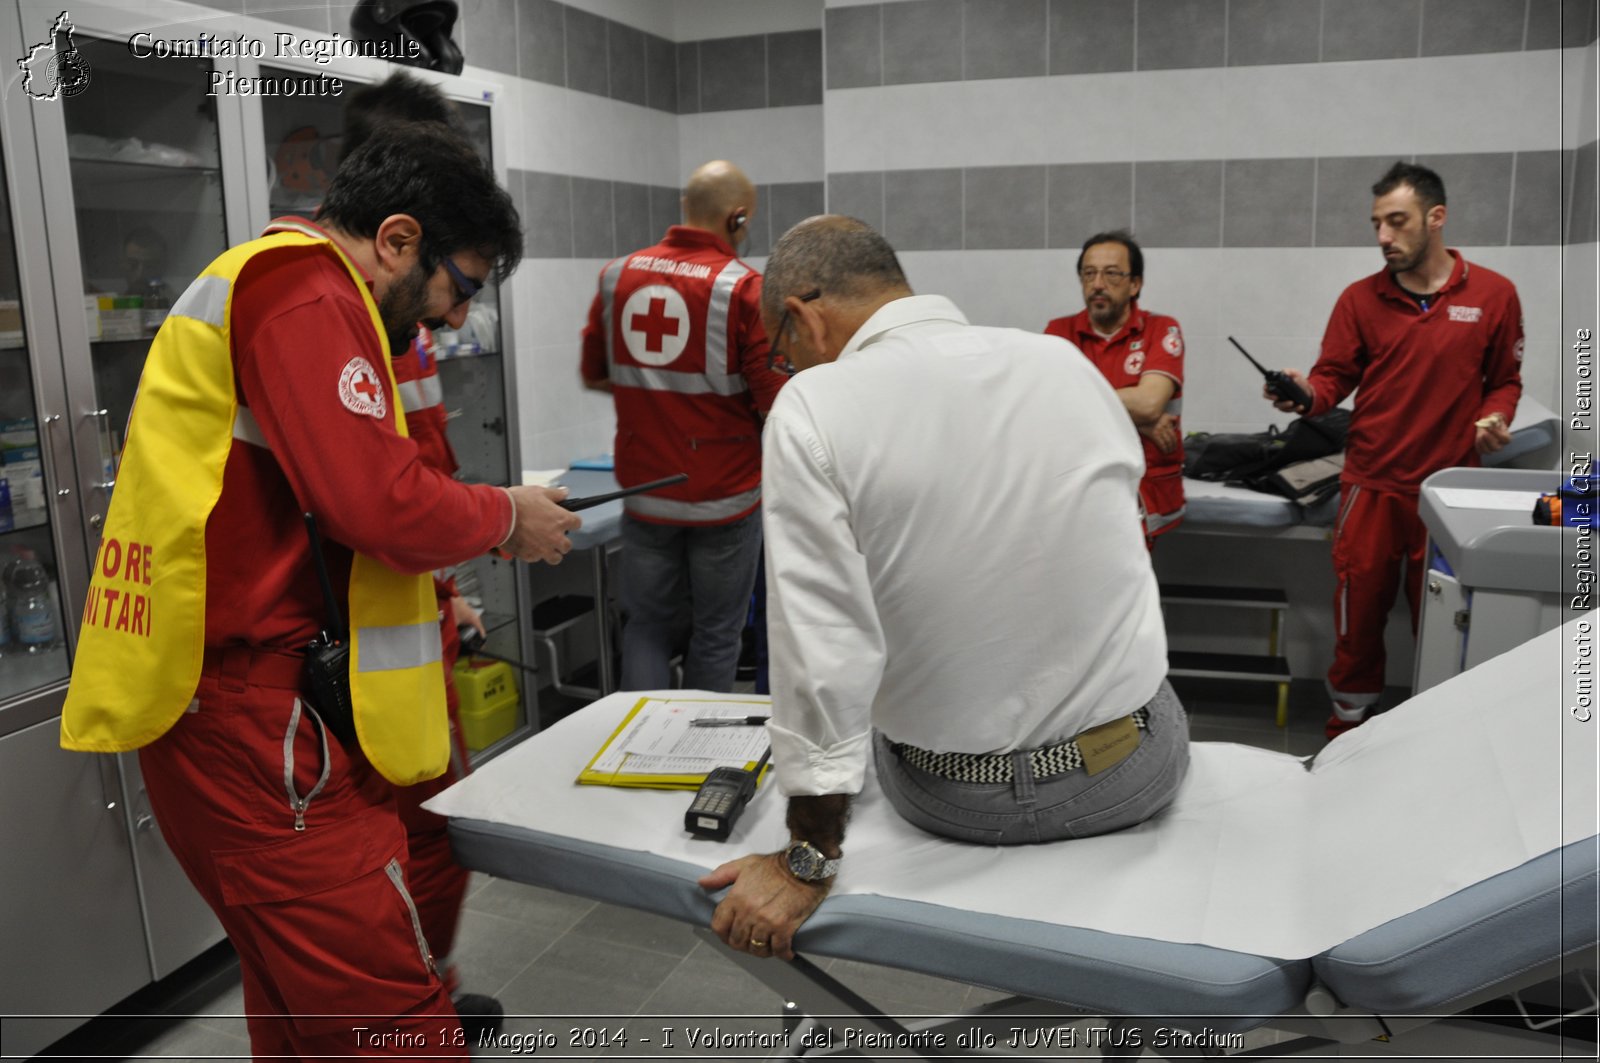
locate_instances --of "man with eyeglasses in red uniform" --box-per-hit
[1045,231,1186,547]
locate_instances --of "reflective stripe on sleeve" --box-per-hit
[171,274,230,328]
[356,620,445,672]
[396,375,444,412]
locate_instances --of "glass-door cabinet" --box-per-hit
[241,57,534,760]
[0,2,525,1049]
[0,139,69,701]
[0,1,255,1051]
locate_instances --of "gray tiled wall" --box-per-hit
[818,148,1596,251]
[514,169,827,260]
[468,1,819,114]
[826,0,1599,88]
[193,0,1599,89]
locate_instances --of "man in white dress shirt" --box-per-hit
[700,216,1189,960]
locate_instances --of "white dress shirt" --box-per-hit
[762,294,1167,796]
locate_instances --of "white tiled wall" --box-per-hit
[496,5,825,472]
[825,49,1573,173]
[500,77,682,184]
[677,105,826,186]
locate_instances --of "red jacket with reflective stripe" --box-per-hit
[580,226,785,525]
[1308,251,1523,494]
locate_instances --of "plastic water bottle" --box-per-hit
[8,554,57,653]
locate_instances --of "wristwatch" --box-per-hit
[783,840,840,883]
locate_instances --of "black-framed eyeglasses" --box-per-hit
[438,254,485,308]
[768,288,821,376]
[1078,267,1130,284]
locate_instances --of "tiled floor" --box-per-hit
[46,677,1412,1061]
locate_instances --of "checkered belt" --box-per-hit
[891,707,1151,783]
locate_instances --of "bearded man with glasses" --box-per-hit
[1045,231,1187,547]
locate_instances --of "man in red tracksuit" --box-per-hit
[1269,161,1522,739]
[580,160,786,692]
[341,73,500,1036]
[135,127,579,1059]
[1045,230,1186,545]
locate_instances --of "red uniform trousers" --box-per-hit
[1327,484,1428,711]
[139,649,465,1061]
[391,605,472,991]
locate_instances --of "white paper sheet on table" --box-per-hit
[586,697,772,777]
[1433,486,1542,512]
[428,615,1595,959]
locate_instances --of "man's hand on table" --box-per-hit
[699,852,831,961]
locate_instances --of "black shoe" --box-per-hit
[453,992,503,1042]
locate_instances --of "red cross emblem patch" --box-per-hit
[338,356,388,419]
[621,284,690,367]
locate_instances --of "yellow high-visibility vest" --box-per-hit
[61,228,449,786]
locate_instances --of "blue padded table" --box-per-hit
[433,616,1598,1058]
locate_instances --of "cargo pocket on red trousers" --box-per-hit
[212,806,440,1036]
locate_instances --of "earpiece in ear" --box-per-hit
[729,212,748,235]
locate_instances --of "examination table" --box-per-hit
[429,613,1598,1058]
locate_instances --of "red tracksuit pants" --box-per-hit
[391,614,471,992]
[140,649,466,1061]
[1327,484,1427,709]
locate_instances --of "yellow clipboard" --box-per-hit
[576,696,771,789]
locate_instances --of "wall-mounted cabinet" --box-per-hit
[0,0,532,1052]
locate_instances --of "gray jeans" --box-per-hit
[618,510,763,693]
[872,679,1190,844]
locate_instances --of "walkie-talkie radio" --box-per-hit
[559,473,689,512]
[686,747,771,841]
[302,512,357,747]
[1229,336,1314,411]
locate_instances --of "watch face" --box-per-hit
[786,842,823,881]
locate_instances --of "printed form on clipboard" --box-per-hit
[577,697,773,789]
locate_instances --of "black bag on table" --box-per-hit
[1183,408,1352,498]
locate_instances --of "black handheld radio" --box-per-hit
[686,747,771,841]
[1228,336,1313,411]
[558,473,688,512]
[302,513,358,747]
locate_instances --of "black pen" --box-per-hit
[690,715,771,727]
